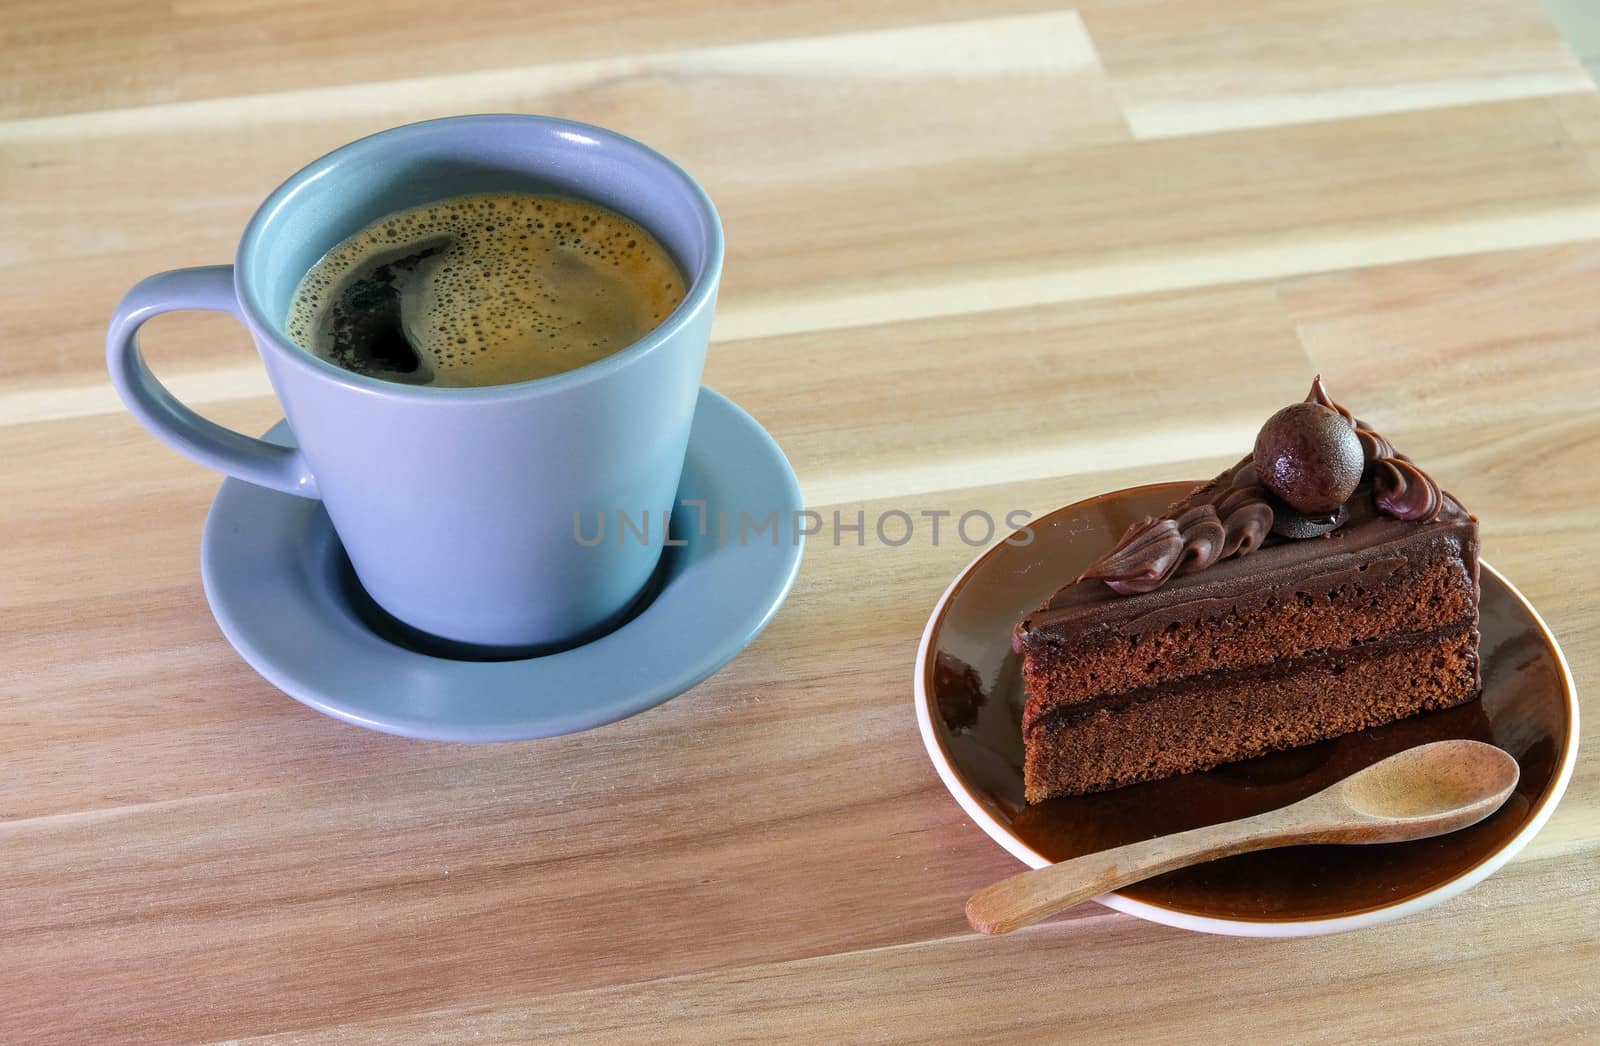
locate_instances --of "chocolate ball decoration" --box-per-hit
[1252,402,1364,514]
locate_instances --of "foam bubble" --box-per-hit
[285,192,686,386]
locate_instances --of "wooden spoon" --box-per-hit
[965,739,1518,935]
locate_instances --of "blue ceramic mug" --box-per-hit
[107,115,723,651]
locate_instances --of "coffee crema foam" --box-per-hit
[286,193,686,387]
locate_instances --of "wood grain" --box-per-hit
[2,2,1597,1043]
[239,856,1600,1046]
[1077,0,1592,137]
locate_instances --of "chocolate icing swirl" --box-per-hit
[1219,499,1274,556]
[1307,374,1355,427]
[1373,455,1443,522]
[1207,472,1275,555]
[1075,517,1183,595]
[1077,460,1274,593]
[1174,505,1227,574]
[1354,424,1395,464]
[1308,379,1442,523]
[1074,376,1446,595]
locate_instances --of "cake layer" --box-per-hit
[1022,625,1479,803]
[1020,542,1475,731]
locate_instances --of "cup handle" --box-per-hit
[106,265,318,499]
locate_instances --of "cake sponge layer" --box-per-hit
[1022,626,1479,803]
[1021,546,1474,731]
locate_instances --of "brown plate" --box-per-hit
[914,482,1579,936]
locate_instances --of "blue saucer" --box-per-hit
[200,387,804,741]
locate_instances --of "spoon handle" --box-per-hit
[965,812,1307,935]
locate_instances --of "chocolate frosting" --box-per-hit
[1174,505,1227,574]
[1075,518,1182,595]
[1312,375,1441,521]
[1306,374,1355,426]
[1017,490,1475,646]
[1354,425,1395,463]
[1374,455,1443,521]
[1073,377,1445,595]
[1076,458,1274,593]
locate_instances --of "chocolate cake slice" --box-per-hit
[1013,378,1480,803]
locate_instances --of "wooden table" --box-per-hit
[4,2,1597,1041]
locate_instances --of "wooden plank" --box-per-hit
[1280,243,1600,425]
[8,97,1600,418]
[0,0,1059,119]
[0,0,179,117]
[230,854,1600,1045]
[1078,0,1593,137]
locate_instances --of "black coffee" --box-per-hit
[286,193,685,387]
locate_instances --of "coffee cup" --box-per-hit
[107,115,723,653]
